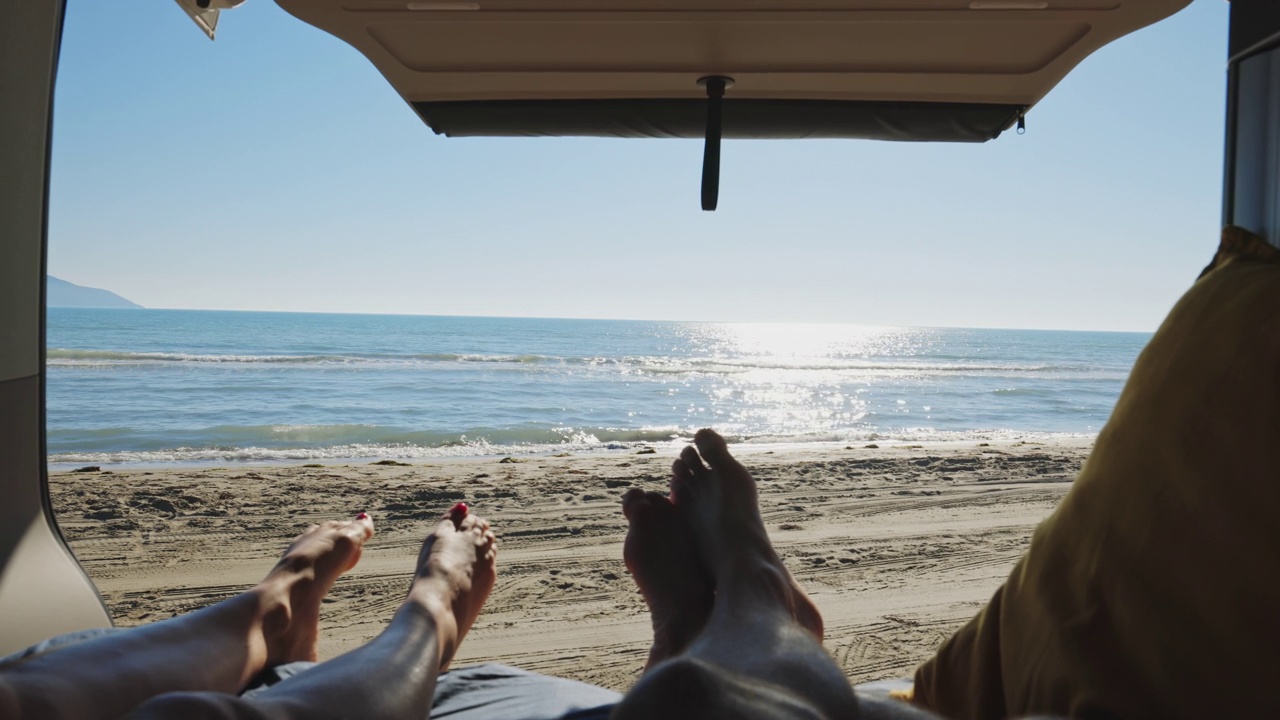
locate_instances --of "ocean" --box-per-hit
[45,308,1150,466]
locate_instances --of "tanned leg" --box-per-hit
[0,516,374,720]
[124,509,498,720]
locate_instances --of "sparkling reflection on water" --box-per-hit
[46,310,1148,463]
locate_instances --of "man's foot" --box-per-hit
[622,488,715,669]
[257,515,376,666]
[670,429,823,639]
[407,509,498,670]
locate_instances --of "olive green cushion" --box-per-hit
[912,227,1280,719]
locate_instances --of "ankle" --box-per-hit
[219,586,285,685]
[406,577,460,660]
[407,572,457,608]
[719,558,794,611]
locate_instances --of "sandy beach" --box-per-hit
[51,440,1088,692]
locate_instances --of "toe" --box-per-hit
[669,471,693,506]
[693,428,735,469]
[680,446,709,475]
[350,514,375,541]
[458,513,483,532]
[622,487,651,521]
[642,492,693,536]
[447,502,470,527]
[435,517,457,537]
[672,458,693,481]
[636,491,680,528]
[644,489,668,502]
[643,490,674,515]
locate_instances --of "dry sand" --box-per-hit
[50,440,1089,692]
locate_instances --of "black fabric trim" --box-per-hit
[1230,0,1280,61]
[413,99,1023,142]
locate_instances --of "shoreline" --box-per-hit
[52,441,1089,691]
[46,434,1098,471]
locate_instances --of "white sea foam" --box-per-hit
[46,349,555,366]
[46,427,1095,467]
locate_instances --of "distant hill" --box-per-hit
[47,276,143,309]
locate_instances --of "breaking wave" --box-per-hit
[46,424,1093,466]
[46,349,552,366]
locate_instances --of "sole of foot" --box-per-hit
[623,488,716,668]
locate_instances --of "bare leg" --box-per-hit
[124,509,498,720]
[613,430,858,720]
[0,516,374,720]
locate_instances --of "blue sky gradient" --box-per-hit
[50,0,1228,331]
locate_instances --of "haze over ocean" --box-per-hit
[47,308,1147,466]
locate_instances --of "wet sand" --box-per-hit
[51,440,1088,692]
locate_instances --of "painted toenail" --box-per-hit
[449,502,469,523]
[356,511,369,520]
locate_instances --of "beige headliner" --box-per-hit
[277,0,1190,109]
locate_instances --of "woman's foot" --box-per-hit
[670,430,823,639]
[622,488,715,669]
[407,509,498,670]
[256,514,376,667]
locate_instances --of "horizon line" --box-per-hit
[48,305,1157,335]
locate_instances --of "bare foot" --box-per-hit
[257,514,375,666]
[407,509,498,670]
[622,488,715,669]
[670,429,824,639]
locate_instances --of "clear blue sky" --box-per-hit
[50,0,1228,331]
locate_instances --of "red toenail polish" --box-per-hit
[356,511,369,520]
[449,502,469,523]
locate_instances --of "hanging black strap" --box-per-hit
[698,76,732,212]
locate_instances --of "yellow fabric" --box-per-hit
[912,227,1280,720]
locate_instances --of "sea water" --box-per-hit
[46,308,1150,465]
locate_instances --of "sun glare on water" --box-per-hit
[659,324,941,440]
[696,323,930,362]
